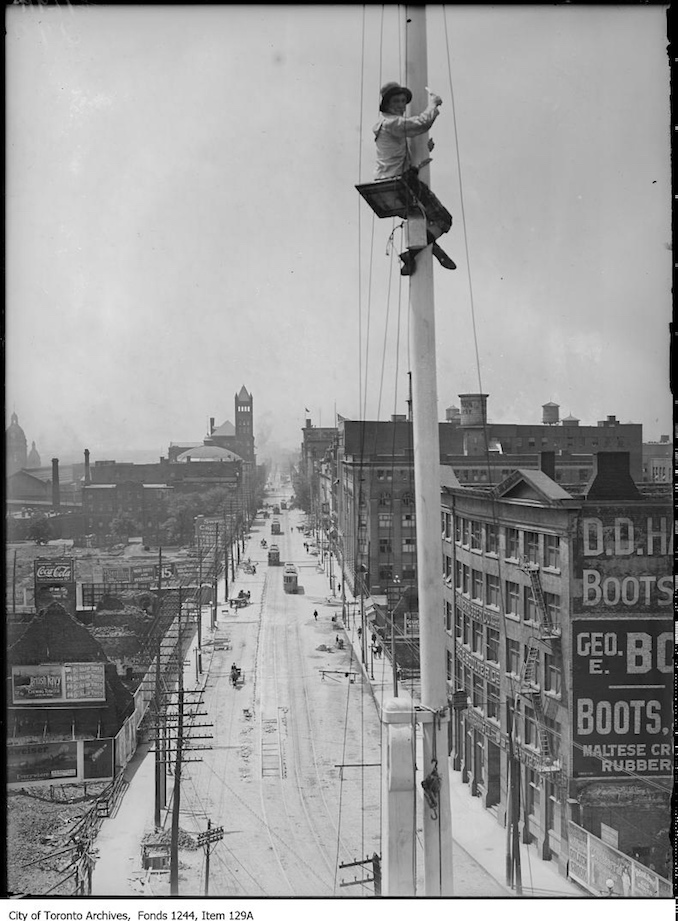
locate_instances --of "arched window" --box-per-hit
[401,492,414,506]
[378,492,391,507]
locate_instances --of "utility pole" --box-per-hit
[169,611,184,896]
[154,638,163,827]
[223,510,229,601]
[198,819,224,896]
[12,549,17,615]
[212,523,219,629]
[405,5,453,895]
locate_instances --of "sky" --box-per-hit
[6,4,672,465]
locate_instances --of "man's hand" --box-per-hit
[426,86,443,106]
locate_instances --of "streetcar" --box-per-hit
[268,544,280,565]
[271,518,281,535]
[283,564,298,594]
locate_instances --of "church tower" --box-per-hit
[6,412,28,474]
[234,386,254,462]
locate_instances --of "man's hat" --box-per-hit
[379,81,412,112]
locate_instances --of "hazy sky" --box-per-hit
[6,5,672,463]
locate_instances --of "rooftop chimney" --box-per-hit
[51,458,60,509]
[539,451,556,480]
[584,452,641,501]
[84,449,91,485]
[210,417,215,434]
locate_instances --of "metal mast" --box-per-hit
[404,4,454,896]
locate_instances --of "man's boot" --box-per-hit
[431,242,456,270]
[399,250,417,276]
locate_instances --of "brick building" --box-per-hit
[440,453,672,878]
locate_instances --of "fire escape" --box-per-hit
[517,558,561,774]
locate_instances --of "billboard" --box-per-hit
[573,508,672,614]
[567,822,671,897]
[34,558,77,615]
[34,560,74,584]
[83,739,114,780]
[7,741,78,783]
[12,663,107,704]
[572,619,672,777]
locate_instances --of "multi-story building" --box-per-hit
[444,395,643,481]
[441,452,672,882]
[641,434,672,483]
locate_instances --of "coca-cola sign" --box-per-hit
[34,560,74,583]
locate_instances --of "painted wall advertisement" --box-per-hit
[12,663,106,704]
[568,822,671,897]
[572,619,672,777]
[571,507,672,779]
[573,508,672,614]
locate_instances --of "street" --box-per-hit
[93,489,508,897]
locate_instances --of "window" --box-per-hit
[524,586,538,622]
[544,652,561,696]
[486,574,500,608]
[447,650,454,680]
[506,580,520,618]
[358,539,368,554]
[524,705,538,748]
[486,682,500,720]
[455,515,462,542]
[376,468,392,480]
[472,619,483,655]
[402,492,414,506]
[506,638,521,675]
[402,512,415,529]
[544,534,560,569]
[471,520,482,551]
[358,513,368,528]
[525,531,539,564]
[545,779,560,832]
[442,511,452,539]
[443,554,453,578]
[486,628,500,664]
[379,538,392,554]
[461,564,470,595]
[472,673,484,709]
[543,715,561,759]
[485,523,499,554]
[379,563,393,580]
[471,569,483,602]
[506,527,520,559]
[402,536,416,553]
[454,605,463,640]
[460,517,470,546]
[378,512,392,529]
[463,613,471,646]
[526,767,540,816]
[402,564,416,581]
[455,559,463,589]
[378,492,392,507]
[446,600,454,633]
[543,591,561,631]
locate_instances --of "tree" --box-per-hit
[27,515,51,545]
[110,513,139,540]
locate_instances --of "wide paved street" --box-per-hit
[94,489,506,897]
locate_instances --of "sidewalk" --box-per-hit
[334,575,584,898]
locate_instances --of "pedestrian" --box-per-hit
[371,631,377,645]
[337,582,341,593]
[375,644,382,658]
[314,610,318,621]
[357,626,362,638]
[373,82,455,275]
